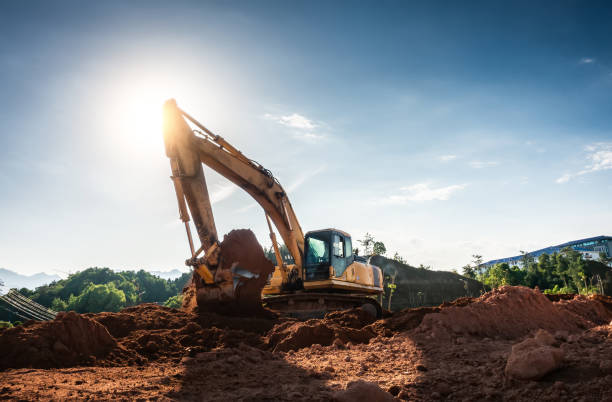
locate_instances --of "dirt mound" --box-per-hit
[0,303,279,370]
[0,311,136,369]
[90,304,195,338]
[93,303,274,364]
[194,229,275,316]
[366,296,476,336]
[267,308,378,352]
[554,294,612,326]
[416,286,612,340]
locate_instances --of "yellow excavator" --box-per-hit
[162,99,383,318]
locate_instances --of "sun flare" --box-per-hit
[111,78,176,153]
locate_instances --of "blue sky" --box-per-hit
[1,1,611,275]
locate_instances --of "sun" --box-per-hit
[110,78,176,155]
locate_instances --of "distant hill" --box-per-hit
[149,269,189,280]
[0,268,60,292]
[370,256,485,311]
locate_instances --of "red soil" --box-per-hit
[416,286,611,340]
[1,286,611,401]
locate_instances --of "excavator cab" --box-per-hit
[304,229,352,281]
[302,228,382,293]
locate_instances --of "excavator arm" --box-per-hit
[162,99,304,283]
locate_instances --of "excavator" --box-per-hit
[162,99,383,318]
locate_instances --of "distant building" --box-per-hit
[483,236,612,268]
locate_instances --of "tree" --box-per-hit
[599,252,612,267]
[417,264,431,270]
[134,270,174,303]
[519,250,534,269]
[163,294,183,309]
[67,283,126,313]
[0,321,13,329]
[462,264,476,279]
[264,244,295,265]
[472,254,483,278]
[358,233,375,256]
[372,241,387,256]
[51,297,68,312]
[392,252,407,264]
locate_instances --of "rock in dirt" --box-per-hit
[332,380,397,402]
[505,329,564,380]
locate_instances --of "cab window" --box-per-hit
[344,237,352,258]
[305,235,330,265]
[333,234,344,257]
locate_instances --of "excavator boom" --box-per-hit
[163,100,303,267]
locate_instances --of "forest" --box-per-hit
[0,268,190,323]
[461,248,612,295]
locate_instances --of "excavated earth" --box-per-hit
[1,286,611,401]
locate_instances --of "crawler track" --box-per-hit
[263,292,383,319]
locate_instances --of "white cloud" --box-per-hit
[263,112,327,143]
[209,182,238,205]
[380,183,467,204]
[556,173,571,184]
[235,202,257,213]
[587,144,612,171]
[264,113,316,130]
[579,57,595,64]
[556,142,612,183]
[469,160,499,169]
[286,165,327,193]
[234,165,326,213]
[294,132,326,143]
[438,154,457,162]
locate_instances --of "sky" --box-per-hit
[1,0,611,276]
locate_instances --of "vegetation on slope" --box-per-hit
[0,268,190,323]
[462,248,611,295]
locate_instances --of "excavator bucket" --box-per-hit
[191,229,275,316]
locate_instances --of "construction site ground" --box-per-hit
[1,286,611,401]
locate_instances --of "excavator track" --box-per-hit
[263,293,383,319]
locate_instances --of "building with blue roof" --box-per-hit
[483,236,612,268]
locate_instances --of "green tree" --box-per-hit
[67,283,126,313]
[0,321,13,329]
[472,254,483,278]
[115,280,139,305]
[358,233,375,256]
[520,250,534,269]
[462,264,476,279]
[392,252,406,264]
[599,252,612,267]
[134,270,173,303]
[372,241,387,256]
[51,297,68,312]
[483,263,513,288]
[163,294,183,309]
[264,244,295,265]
